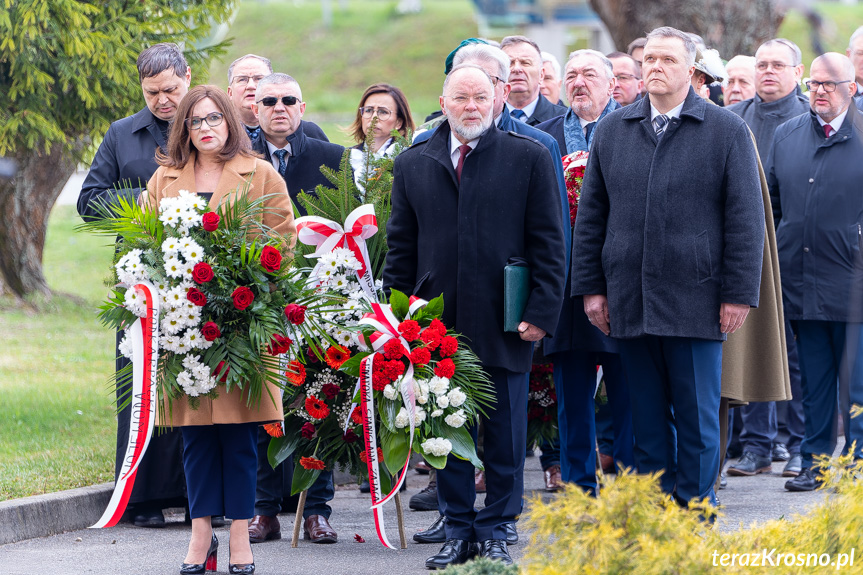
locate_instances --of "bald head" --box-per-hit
[808,52,857,123]
[812,52,856,82]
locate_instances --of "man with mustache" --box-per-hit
[385,64,565,568]
[501,35,567,125]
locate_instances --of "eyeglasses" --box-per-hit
[232,75,266,86]
[755,61,793,72]
[805,79,852,93]
[444,95,491,105]
[615,73,639,82]
[359,106,393,119]
[257,96,300,107]
[490,75,504,87]
[185,112,224,130]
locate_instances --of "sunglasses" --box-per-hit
[257,96,300,107]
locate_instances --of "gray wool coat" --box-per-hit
[571,88,765,341]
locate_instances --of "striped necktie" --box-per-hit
[652,114,669,136]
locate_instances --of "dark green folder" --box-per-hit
[504,259,530,333]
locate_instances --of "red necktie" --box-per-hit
[455,144,471,183]
[824,124,833,138]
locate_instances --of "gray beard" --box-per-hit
[449,108,494,141]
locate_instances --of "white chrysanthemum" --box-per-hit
[383,384,398,400]
[160,334,181,353]
[319,251,340,269]
[180,240,204,263]
[182,354,202,370]
[180,260,195,279]
[183,328,206,349]
[447,388,467,408]
[191,363,211,382]
[428,376,450,396]
[117,270,136,286]
[118,331,134,360]
[161,311,185,335]
[179,210,202,230]
[421,437,452,457]
[196,375,217,394]
[445,409,467,428]
[414,381,428,405]
[394,407,409,428]
[175,338,191,355]
[160,211,180,227]
[177,371,199,396]
[164,256,185,278]
[335,330,354,347]
[330,274,351,292]
[435,394,450,409]
[161,237,181,255]
[164,286,187,309]
[178,236,196,251]
[188,194,207,211]
[430,409,444,418]
[181,306,202,328]
[123,288,147,317]
[414,408,427,424]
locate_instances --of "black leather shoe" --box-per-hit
[180,532,217,574]
[425,539,476,570]
[478,539,513,565]
[785,467,821,492]
[727,452,772,476]
[228,559,255,574]
[414,514,446,544]
[772,442,791,462]
[134,508,166,528]
[504,522,518,545]
[783,454,803,477]
[410,481,438,511]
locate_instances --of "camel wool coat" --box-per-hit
[147,152,295,426]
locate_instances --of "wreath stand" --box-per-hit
[291,489,407,549]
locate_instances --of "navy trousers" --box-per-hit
[182,423,258,519]
[438,367,528,542]
[793,321,863,468]
[776,317,805,455]
[253,427,334,518]
[618,336,722,505]
[738,401,777,458]
[553,351,632,493]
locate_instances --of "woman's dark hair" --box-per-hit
[348,83,415,144]
[158,85,254,168]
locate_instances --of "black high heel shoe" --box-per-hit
[180,532,218,574]
[228,553,255,574]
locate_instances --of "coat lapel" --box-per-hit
[421,121,459,188]
[159,152,259,210]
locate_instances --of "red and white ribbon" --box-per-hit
[295,204,379,301]
[91,281,160,528]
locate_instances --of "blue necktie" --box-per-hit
[584,122,596,142]
[273,149,288,176]
[510,109,527,123]
[653,114,669,136]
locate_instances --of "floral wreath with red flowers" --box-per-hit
[527,362,558,449]
[561,150,589,227]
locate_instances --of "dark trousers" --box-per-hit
[438,367,528,542]
[738,401,777,457]
[182,423,258,519]
[618,336,722,505]
[553,351,632,493]
[537,438,560,470]
[776,317,805,454]
[253,427,334,518]
[793,321,863,468]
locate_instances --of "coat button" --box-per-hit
[808,178,814,183]
[803,247,810,253]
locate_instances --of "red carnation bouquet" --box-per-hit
[527,362,558,449]
[561,150,589,226]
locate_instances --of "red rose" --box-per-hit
[213,361,230,383]
[301,422,316,439]
[284,303,307,325]
[434,358,456,379]
[398,320,421,341]
[259,245,282,273]
[267,333,293,355]
[192,262,214,284]
[383,339,405,360]
[186,287,207,307]
[202,212,220,232]
[342,429,358,443]
[231,286,255,310]
[439,336,458,358]
[322,383,340,399]
[201,321,221,341]
[409,347,431,366]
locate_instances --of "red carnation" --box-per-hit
[267,333,293,355]
[343,429,359,443]
[322,383,340,399]
[201,321,221,341]
[350,406,363,425]
[439,336,458,358]
[202,212,220,232]
[398,320,421,341]
[305,396,330,420]
[263,423,284,438]
[284,303,307,325]
[213,361,230,383]
[299,456,325,471]
[410,347,431,366]
[301,422,316,439]
[434,358,456,379]
[429,318,447,335]
[231,286,255,310]
[383,339,405,360]
[186,287,207,307]
[192,262,214,284]
[384,360,405,380]
[372,371,390,391]
[259,245,282,273]
[420,329,442,350]
[325,345,350,369]
[286,361,306,386]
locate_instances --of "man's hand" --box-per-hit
[720,302,750,334]
[517,321,546,341]
[584,294,611,335]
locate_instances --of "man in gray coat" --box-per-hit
[572,26,765,508]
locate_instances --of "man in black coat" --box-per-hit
[572,27,765,509]
[246,73,345,545]
[384,64,565,568]
[726,38,809,479]
[500,36,567,126]
[768,53,863,492]
[77,43,190,527]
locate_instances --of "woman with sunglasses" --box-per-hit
[146,85,295,575]
[347,83,415,190]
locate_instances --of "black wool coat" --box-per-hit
[525,94,568,126]
[251,121,345,216]
[571,88,765,341]
[384,121,566,373]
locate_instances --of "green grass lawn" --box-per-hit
[778,3,863,72]
[0,206,116,500]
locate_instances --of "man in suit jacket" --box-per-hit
[76,43,191,528]
[500,36,567,126]
[536,49,633,496]
[246,73,345,545]
[385,64,565,568]
[572,27,765,509]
